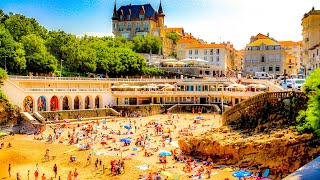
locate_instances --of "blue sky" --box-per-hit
[1,0,320,49]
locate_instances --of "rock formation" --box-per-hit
[178,126,320,179]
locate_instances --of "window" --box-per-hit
[269,54,274,62]
[204,49,207,55]
[275,65,280,71]
[261,65,265,72]
[124,98,129,105]
[276,54,281,61]
[246,55,250,62]
[113,23,117,30]
[268,65,273,72]
[252,66,258,72]
[119,24,123,31]
[127,23,131,31]
[189,50,192,55]
[246,66,250,72]
[261,55,265,63]
[210,56,214,62]
[216,49,220,55]
[204,56,207,61]
[195,49,198,55]
[252,55,257,62]
[120,15,123,20]
[216,56,220,62]
[144,23,149,31]
[136,23,140,30]
[210,49,214,55]
[127,15,130,20]
[139,14,145,20]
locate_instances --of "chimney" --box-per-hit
[250,36,256,43]
[267,32,270,37]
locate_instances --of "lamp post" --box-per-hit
[4,55,7,72]
[60,59,64,78]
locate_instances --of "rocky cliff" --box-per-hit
[0,99,21,125]
[178,126,320,179]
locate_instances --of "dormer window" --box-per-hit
[127,15,130,20]
[120,15,123,20]
[139,14,145,20]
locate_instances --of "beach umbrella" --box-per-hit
[160,171,173,178]
[0,131,7,136]
[195,116,204,120]
[162,58,177,62]
[90,151,96,155]
[120,138,131,144]
[159,150,172,156]
[232,170,252,179]
[111,86,118,88]
[124,125,131,130]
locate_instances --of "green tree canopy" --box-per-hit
[4,13,47,41]
[296,69,320,136]
[132,35,162,54]
[0,25,26,74]
[166,32,180,43]
[21,34,57,73]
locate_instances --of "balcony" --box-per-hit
[24,88,110,92]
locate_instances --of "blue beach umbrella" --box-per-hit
[195,116,204,120]
[232,170,252,179]
[124,125,131,130]
[120,138,131,144]
[159,150,172,156]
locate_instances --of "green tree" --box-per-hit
[166,32,180,43]
[0,9,9,24]
[5,14,47,41]
[0,25,26,74]
[132,35,162,54]
[21,34,57,73]
[296,69,320,136]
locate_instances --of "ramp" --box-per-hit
[21,112,40,124]
[33,112,46,123]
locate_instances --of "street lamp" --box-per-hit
[4,55,7,72]
[60,59,64,78]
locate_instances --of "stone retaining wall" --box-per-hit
[38,108,118,121]
[113,105,172,116]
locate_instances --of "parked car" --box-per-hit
[254,72,268,79]
[286,79,293,88]
[292,79,306,91]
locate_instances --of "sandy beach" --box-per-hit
[0,113,238,180]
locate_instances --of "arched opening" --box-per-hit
[50,96,59,111]
[74,96,80,110]
[95,96,102,108]
[63,96,70,110]
[37,96,47,111]
[23,96,34,112]
[85,96,91,109]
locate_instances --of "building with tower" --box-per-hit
[111,1,174,56]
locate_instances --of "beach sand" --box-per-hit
[0,113,237,180]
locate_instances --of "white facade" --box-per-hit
[185,47,228,76]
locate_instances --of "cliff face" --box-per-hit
[0,99,21,126]
[178,126,320,179]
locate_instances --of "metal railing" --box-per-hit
[112,90,261,96]
[24,88,110,92]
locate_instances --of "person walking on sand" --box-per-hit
[27,170,30,180]
[53,164,57,178]
[8,164,11,177]
[67,171,72,180]
[17,172,21,180]
[41,173,46,180]
[73,168,78,180]
[86,154,92,165]
[34,170,39,180]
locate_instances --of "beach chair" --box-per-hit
[263,168,270,178]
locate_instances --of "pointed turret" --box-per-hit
[112,0,118,20]
[158,0,164,15]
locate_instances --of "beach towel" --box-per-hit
[136,165,149,170]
